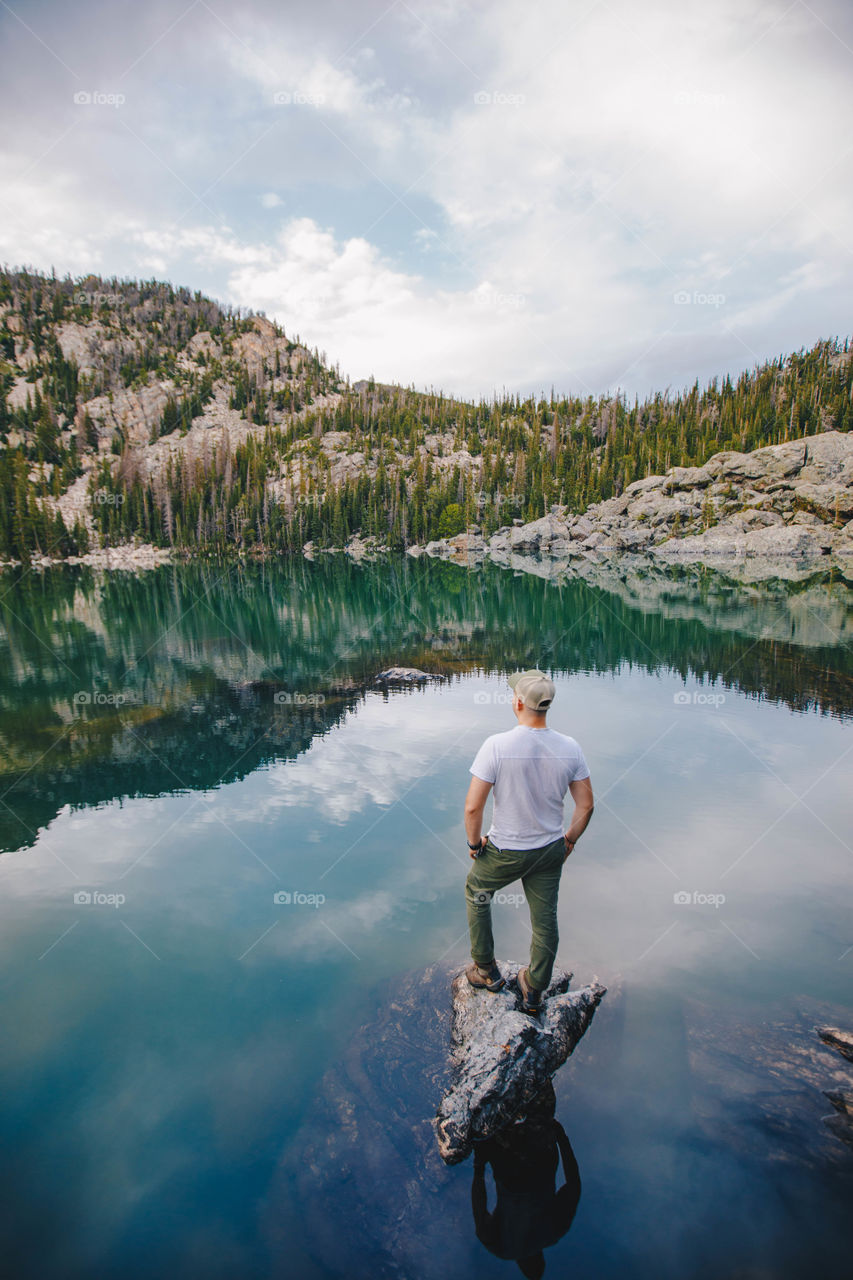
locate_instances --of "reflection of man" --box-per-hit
[463,670,594,1015]
[471,1081,581,1278]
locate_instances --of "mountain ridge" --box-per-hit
[2,265,851,565]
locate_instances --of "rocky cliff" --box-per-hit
[411,430,853,582]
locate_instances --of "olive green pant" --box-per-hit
[465,835,565,992]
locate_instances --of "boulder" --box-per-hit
[663,465,714,492]
[509,514,570,551]
[793,482,853,521]
[570,517,595,539]
[824,1090,853,1117]
[434,962,605,1165]
[374,667,438,683]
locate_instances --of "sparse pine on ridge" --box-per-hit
[1,265,851,563]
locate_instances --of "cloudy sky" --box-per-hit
[1,0,851,399]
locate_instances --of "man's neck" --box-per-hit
[517,715,548,730]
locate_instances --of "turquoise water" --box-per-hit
[0,556,851,1278]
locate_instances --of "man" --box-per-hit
[463,669,594,1016]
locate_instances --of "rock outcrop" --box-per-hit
[263,961,601,1278]
[434,963,605,1165]
[816,1027,853,1146]
[410,431,853,582]
[818,1027,853,1063]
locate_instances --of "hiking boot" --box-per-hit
[517,967,542,1017]
[466,960,506,992]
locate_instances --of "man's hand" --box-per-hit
[464,776,493,858]
[563,835,576,862]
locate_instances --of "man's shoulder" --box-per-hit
[541,728,586,760]
[546,728,583,749]
[479,726,525,750]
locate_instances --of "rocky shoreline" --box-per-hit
[6,431,852,582]
[409,430,853,583]
[0,543,175,572]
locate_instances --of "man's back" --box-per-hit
[470,725,589,850]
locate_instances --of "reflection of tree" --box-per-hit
[0,556,850,850]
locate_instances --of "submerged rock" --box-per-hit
[435,963,605,1165]
[816,1028,853,1147]
[823,1090,853,1117]
[264,962,602,1276]
[818,1027,853,1062]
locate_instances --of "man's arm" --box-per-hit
[563,776,594,861]
[464,775,493,857]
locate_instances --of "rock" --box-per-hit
[818,1027,853,1062]
[793,482,853,521]
[508,514,570,551]
[354,431,853,587]
[724,509,784,530]
[824,1113,853,1147]
[662,465,714,491]
[447,532,488,560]
[613,525,656,551]
[434,962,605,1165]
[823,1090,853,1117]
[374,666,438,683]
[654,522,833,562]
[624,474,664,496]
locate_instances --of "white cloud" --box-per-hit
[0,0,850,398]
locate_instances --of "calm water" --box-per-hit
[0,555,851,1279]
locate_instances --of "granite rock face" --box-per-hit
[434,962,605,1165]
[411,430,853,583]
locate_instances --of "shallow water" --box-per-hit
[0,556,851,1278]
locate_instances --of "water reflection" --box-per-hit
[0,555,851,851]
[471,1080,580,1277]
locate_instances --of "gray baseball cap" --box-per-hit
[507,669,556,711]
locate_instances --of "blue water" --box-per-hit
[0,557,850,1278]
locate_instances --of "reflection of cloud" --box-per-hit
[220,689,483,825]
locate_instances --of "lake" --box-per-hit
[0,554,851,1279]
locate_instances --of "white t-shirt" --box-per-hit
[469,725,590,850]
